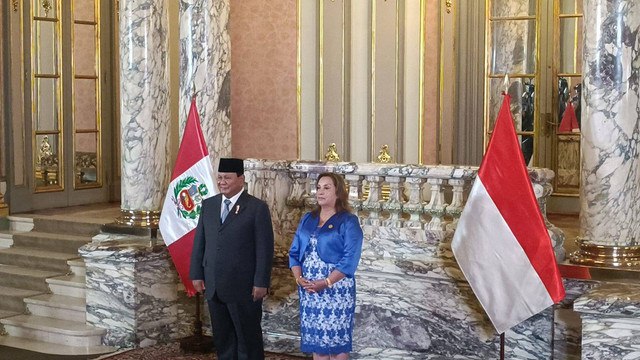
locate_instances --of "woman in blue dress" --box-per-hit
[289,172,364,360]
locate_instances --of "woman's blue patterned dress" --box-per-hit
[299,234,356,354]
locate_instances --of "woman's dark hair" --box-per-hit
[311,172,352,216]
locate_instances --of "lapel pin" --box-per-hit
[235,205,240,214]
[328,224,333,229]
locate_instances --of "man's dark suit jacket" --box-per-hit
[190,191,274,303]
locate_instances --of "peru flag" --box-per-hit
[159,99,217,296]
[451,94,565,334]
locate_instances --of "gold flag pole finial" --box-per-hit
[191,82,197,101]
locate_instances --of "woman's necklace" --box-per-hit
[318,211,336,227]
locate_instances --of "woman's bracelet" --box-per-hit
[295,275,303,286]
[325,277,333,288]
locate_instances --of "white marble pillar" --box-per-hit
[118,0,170,227]
[572,0,640,266]
[178,0,231,161]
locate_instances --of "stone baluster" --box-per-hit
[361,176,384,226]
[423,178,447,231]
[382,176,404,227]
[344,174,363,212]
[533,181,566,261]
[262,170,277,206]
[286,172,308,208]
[304,173,319,210]
[244,167,257,197]
[446,179,466,232]
[403,177,425,229]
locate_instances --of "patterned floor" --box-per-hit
[100,343,309,360]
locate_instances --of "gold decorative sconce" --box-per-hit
[325,143,340,162]
[376,145,392,163]
[12,0,19,12]
[445,0,452,14]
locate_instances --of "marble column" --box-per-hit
[571,0,640,266]
[178,0,231,161]
[117,0,170,227]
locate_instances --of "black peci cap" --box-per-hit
[218,158,244,176]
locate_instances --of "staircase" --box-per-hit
[0,215,115,355]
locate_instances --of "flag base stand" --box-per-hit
[179,334,214,353]
[180,293,215,353]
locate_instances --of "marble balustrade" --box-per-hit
[243,159,565,262]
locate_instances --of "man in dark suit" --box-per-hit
[190,158,274,360]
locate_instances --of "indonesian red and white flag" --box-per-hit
[159,99,217,296]
[451,94,565,334]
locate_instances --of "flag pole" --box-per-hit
[179,292,214,353]
[172,82,213,353]
[496,76,510,360]
[551,305,556,360]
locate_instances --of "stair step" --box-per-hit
[0,247,79,272]
[0,230,15,249]
[47,275,86,298]
[0,309,21,319]
[12,231,92,254]
[33,218,103,237]
[7,216,34,232]
[68,259,86,277]
[1,314,105,347]
[0,285,42,312]
[0,335,116,356]
[0,264,63,292]
[25,294,86,322]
